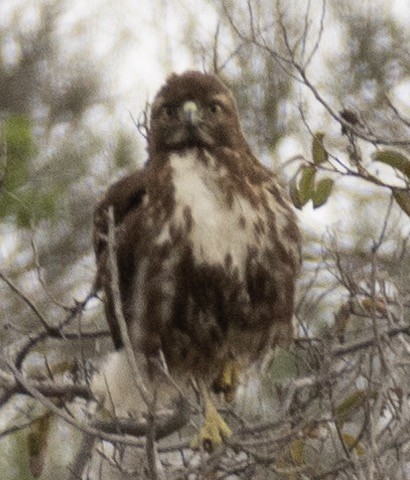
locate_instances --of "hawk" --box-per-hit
[93,71,301,448]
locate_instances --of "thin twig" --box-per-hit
[0,270,51,331]
[106,206,151,405]
[0,368,91,400]
[13,292,96,369]
[6,360,144,446]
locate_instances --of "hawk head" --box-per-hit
[148,71,247,155]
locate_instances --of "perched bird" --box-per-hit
[93,71,301,449]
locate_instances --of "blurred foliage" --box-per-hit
[1,115,32,192]
[0,114,61,227]
[0,0,144,325]
[0,430,34,480]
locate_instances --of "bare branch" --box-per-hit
[13,292,96,370]
[0,270,51,332]
[106,206,151,405]
[0,368,91,400]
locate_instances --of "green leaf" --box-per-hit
[289,174,302,209]
[289,166,317,209]
[290,439,305,465]
[276,438,306,470]
[336,389,377,424]
[342,433,366,456]
[298,165,316,206]
[312,177,334,208]
[372,149,410,179]
[392,188,410,217]
[311,132,328,165]
[27,413,52,478]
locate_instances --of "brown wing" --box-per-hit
[93,169,147,349]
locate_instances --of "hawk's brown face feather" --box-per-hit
[148,71,247,155]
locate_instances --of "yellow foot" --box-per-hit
[212,359,240,403]
[190,407,232,451]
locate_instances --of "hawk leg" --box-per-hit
[212,358,240,403]
[190,380,232,451]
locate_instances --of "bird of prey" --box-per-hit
[93,71,301,449]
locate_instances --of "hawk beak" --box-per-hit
[183,101,199,128]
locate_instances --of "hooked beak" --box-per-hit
[183,101,199,129]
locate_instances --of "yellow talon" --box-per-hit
[212,359,240,403]
[191,380,232,451]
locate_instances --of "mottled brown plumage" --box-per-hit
[93,71,301,444]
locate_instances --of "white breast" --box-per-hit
[156,150,271,274]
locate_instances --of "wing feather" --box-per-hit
[93,168,147,349]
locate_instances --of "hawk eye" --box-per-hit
[208,103,221,114]
[163,105,177,117]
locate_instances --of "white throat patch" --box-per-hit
[156,150,269,274]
